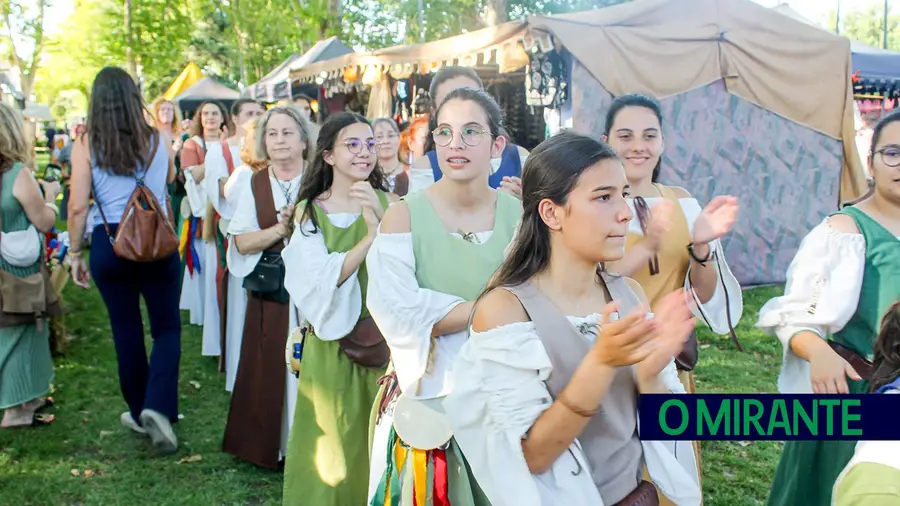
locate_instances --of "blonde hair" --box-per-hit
[152,99,181,134]
[254,106,312,162]
[240,117,267,172]
[0,103,33,172]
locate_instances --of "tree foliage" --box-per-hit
[34,0,633,120]
[824,4,900,51]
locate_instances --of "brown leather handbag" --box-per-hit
[94,136,178,262]
[613,480,660,506]
[339,317,390,369]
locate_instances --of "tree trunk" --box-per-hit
[3,0,48,99]
[124,0,137,79]
[319,0,341,38]
[486,0,508,26]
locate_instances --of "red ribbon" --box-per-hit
[433,449,449,506]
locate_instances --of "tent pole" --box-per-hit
[835,0,841,33]
[884,0,889,49]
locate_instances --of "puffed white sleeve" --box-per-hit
[226,183,262,277]
[366,230,465,391]
[442,323,602,506]
[224,166,252,206]
[203,148,228,216]
[680,199,743,334]
[282,219,361,340]
[755,218,866,393]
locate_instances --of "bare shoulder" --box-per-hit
[472,288,530,333]
[386,192,401,203]
[380,200,411,234]
[826,213,861,235]
[622,277,651,309]
[668,185,692,199]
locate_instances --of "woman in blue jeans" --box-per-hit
[66,66,181,454]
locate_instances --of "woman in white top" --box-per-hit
[366,89,523,505]
[444,131,702,506]
[220,117,265,392]
[203,98,264,387]
[221,106,310,469]
[179,101,229,341]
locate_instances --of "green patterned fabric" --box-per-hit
[767,206,900,506]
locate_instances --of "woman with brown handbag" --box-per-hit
[0,103,59,429]
[66,67,180,454]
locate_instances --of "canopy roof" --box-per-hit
[528,0,865,201]
[250,37,355,100]
[289,21,530,82]
[162,62,204,101]
[174,77,240,103]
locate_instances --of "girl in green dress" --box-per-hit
[757,109,900,506]
[0,103,59,428]
[366,88,522,505]
[281,112,397,506]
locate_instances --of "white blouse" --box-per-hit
[366,228,493,400]
[204,142,242,221]
[443,314,701,506]
[223,165,253,218]
[625,197,743,335]
[226,173,301,278]
[756,217,868,393]
[282,212,364,340]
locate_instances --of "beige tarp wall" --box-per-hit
[529,0,867,204]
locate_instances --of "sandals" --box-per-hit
[0,413,55,429]
[35,397,55,413]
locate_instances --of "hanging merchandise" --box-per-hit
[525,49,569,110]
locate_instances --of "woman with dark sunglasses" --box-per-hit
[281,112,398,506]
[365,88,522,505]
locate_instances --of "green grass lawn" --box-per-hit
[0,283,786,505]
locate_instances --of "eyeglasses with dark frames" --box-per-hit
[872,146,900,167]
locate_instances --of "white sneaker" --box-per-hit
[139,409,178,454]
[120,412,146,434]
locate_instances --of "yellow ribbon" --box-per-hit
[413,449,427,506]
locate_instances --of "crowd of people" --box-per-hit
[0,61,898,506]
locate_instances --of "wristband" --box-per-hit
[687,242,712,264]
[45,202,60,216]
[557,394,598,418]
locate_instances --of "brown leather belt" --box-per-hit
[613,480,659,506]
[827,341,873,381]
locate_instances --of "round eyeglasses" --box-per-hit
[873,146,900,167]
[432,126,491,147]
[340,138,378,154]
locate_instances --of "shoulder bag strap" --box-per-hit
[82,136,114,242]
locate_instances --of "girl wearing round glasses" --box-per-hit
[281,112,396,506]
[373,118,410,196]
[365,88,522,505]
[757,110,900,506]
[407,66,528,198]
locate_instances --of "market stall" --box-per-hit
[248,37,355,103]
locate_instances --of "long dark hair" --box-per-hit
[605,93,664,183]
[871,301,900,393]
[483,131,620,293]
[296,112,388,234]
[434,87,504,140]
[87,67,157,176]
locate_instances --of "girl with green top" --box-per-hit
[0,102,60,428]
[365,88,522,506]
[281,112,396,506]
[757,109,900,506]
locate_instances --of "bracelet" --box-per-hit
[557,394,598,418]
[69,249,83,257]
[45,202,60,216]
[687,242,712,264]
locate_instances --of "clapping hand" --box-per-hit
[275,204,295,238]
[644,200,674,252]
[633,290,695,387]
[589,302,657,368]
[350,181,383,234]
[499,176,523,200]
[692,196,739,246]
